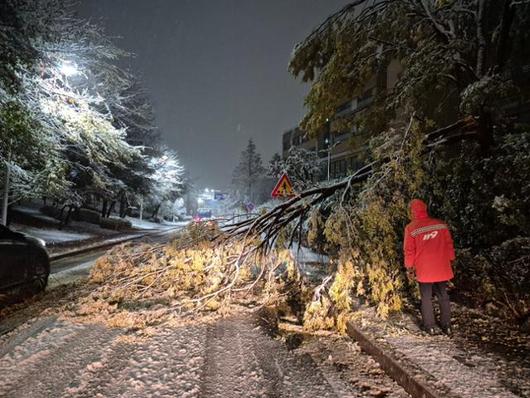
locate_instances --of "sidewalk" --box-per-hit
[48,232,147,260]
[346,305,530,398]
[9,205,185,257]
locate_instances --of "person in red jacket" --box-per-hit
[404,199,455,335]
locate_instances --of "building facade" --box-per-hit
[282,59,403,181]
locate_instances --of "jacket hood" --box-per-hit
[410,199,428,220]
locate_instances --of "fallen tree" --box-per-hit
[65,222,310,330]
[221,115,479,252]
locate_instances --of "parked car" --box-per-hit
[0,225,50,294]
[194,208,212,221]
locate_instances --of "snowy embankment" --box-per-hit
[11,224,94,244]
[126,217,189,230]
[11,206,96,244]
[9,206,186,247]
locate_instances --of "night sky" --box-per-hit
[78,0,350,189]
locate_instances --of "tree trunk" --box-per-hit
[101,200,108,218]
[475,0,487,77]
[106,201,116,218]
[151,203,161,220]
[1,159,10,226]
[59,205,68,229]
[495,0,516,74]
[63,206,75,227]
[118,192,126,218]
[121,194,130,218]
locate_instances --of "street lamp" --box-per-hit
[59,60,79,77]
[323,137,342,181]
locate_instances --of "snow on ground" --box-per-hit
[0,312,408,398]
[290,242,329,265]
[353,306,530,398]
[12,205,59,225]
[162,220,190,228]
[11,224,94,244]
[48,259,96,289]
[387,334,519,398]
[125,217,163,230]
[126,217,189,230]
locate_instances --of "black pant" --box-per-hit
[419,281,451,329]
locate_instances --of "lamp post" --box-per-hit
[324,137,341,181]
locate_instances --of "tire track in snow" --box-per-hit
[60,338,138,398]
[0,321,118,398]
[199,315,352,397]
[91,324,208,398]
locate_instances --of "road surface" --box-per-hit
[44,227,184,289]
[0,312,409,398]
[0,225,409,398]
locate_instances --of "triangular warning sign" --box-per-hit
[271,173,295,198]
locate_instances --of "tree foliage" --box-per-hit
[232,139,266,203]
[268,147,322,191]
[0,0,184,221]
[289,0,530,140]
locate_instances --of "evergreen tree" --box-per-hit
[232,139,266,203]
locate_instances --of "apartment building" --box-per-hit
[282,59,403,181]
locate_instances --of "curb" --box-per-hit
[49,232,149,261]
[346,321,442,398]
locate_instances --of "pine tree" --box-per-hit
[232,139,266,203]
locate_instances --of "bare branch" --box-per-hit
[222,115,479,253]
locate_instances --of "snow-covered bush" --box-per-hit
[427,130,530,248]
[454,238,530,322]
[269,146,322,191]
[99,216,132,231]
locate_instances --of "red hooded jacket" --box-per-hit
[403,199,455,283]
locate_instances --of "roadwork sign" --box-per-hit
[271,173,295,198]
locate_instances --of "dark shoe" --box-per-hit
[441,325,453,336]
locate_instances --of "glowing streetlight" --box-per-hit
[59,60,79,77]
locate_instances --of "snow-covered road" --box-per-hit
[0,224,410,398]
[0,313,407,398]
